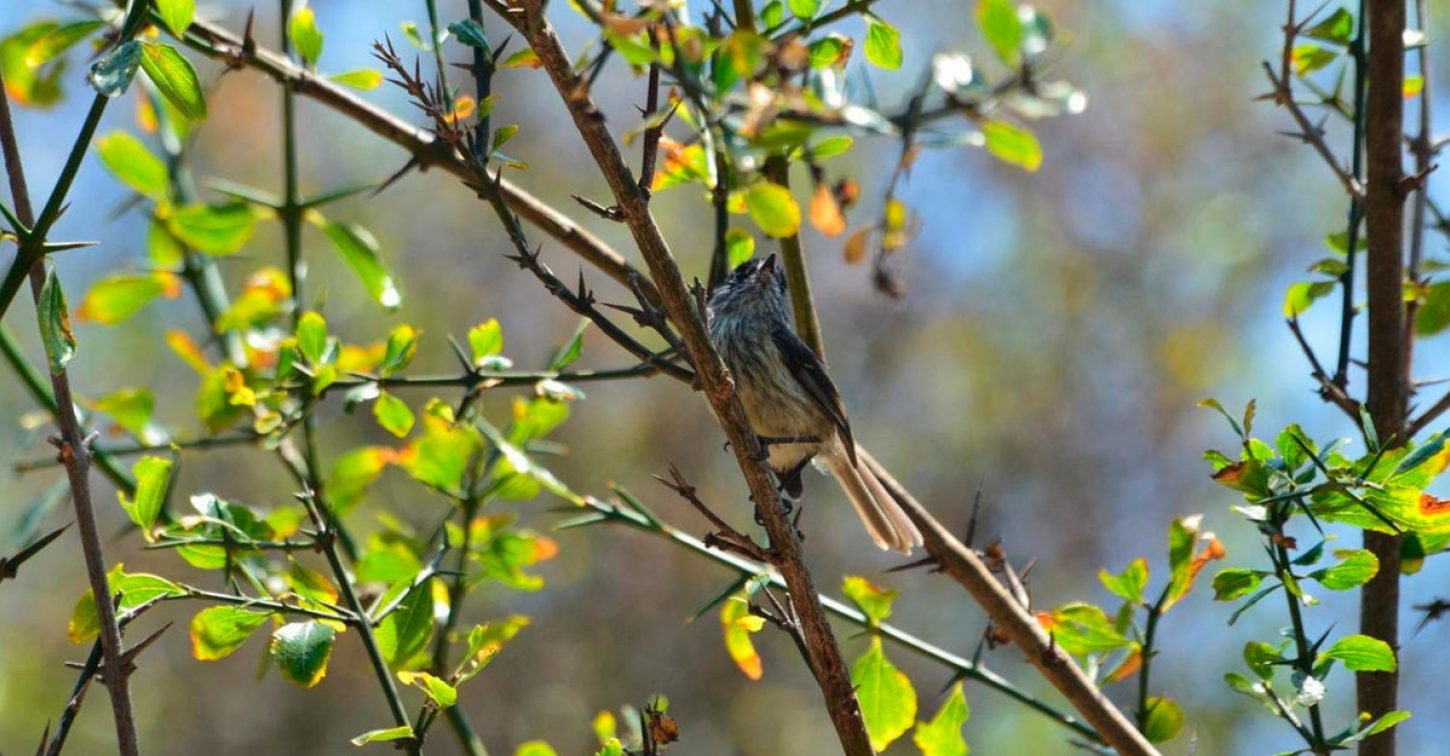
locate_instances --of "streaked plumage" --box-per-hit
[707,255,922,554]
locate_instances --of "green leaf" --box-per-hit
[1284,280,1337,318]
[376,580,435,670]
[89,40,142,98]
[1292,44,1339,76]
[38,269,75,375]
[157,0,196,37]
[1141,696,1184,743]
[513,741,557,756]
[93,387,155,438]
[271,620,336,687]
[851,638,916,751]
[807,35,849,68]
[457,615,529,683]
[811,136,854,159]
[787,0,819,20]
[549,319,588,371]
[350,726,414,746]
[401,415,481,493]
[290,7,325,67]
[469,319,504,365]
[745,183,801,237]
[760,2,786,29]
[95,132,169,199]
[398,670,458,707]
[912,682,969,756]
[1040,602,1131,655]
[1311,548,1379,590]
[297,311,328,365]
[1363,710,1411,738]
[70,566,184,643]
[380,324,419,377]
[725,228,755,270]
[328,447,392,513]
[1415,281,1450,335]
[118,456,173,539]
[977,0,1023,63]
[77,271,178,324]
[982,121,1042,171]
[190,606,272,660]
[314,219,402,309]
[1212,568,1263,601]
[138,43,206,120]
[24,21,106,69]
[1304,8,1354,44]
[1099,558,1148,603]
[374,391,415,438]
[329,69,384,90]
[492,123,520,152]
[449,19,491,51]
[169,202,260,255]
[1321,634,1396,672]
[863,15,902,70]
[842,575,897,624]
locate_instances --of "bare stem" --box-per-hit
[0,69,140,756]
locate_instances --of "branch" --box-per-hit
[581,492,1102,743]
[0,63,142,756]
[861,451,1158,756]
[172,14,659,307]
[485,2,873,751]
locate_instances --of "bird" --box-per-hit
[706,253,923,554]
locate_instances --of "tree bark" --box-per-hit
[1360,2,1407,753]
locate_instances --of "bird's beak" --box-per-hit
[760,254,777,276]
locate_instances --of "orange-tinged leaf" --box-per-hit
[808,182,846,237]
[1107,648,1142,682]
[721,596,763,680]
[1035,611,1055,631]
[532,535,559,562]
[844,227,870,264]
[445,95,476,124]
[165,328,210,373]
[1419,493,1450,516]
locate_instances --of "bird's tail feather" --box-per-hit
[823,449,923,555]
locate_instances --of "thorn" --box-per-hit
[242,9,257,56]
[374,156,422,197]
[964,483,983,547]
[571,193,625,221]
[120,621,174,667]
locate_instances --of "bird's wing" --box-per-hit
[771,326,856,464]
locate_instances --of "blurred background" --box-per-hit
[4,1,1450,754]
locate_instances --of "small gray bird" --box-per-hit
[707,254,923,554]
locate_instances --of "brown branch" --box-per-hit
[1360,2,1408,753]
[483,2,874,752]
[175,15,660,308]
[861,451,1159,756]
[1286,318,1362,418]
[0,73,140,756]
[654,462,771,563]
[1260,0,1366,203]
